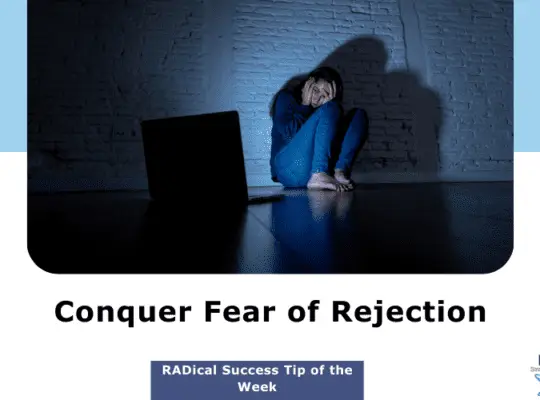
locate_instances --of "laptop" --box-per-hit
[140,111,283,207]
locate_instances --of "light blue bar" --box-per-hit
[0,0,26,152]
[515,0,538,151]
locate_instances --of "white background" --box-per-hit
[0,153,537,400]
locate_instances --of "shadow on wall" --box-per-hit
[27,1,206,191]
[269,35,444,177]
[268,36,463,272]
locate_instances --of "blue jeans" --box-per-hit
[274,101,368,187]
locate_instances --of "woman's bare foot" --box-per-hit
[307,172,351,191]
[334,169,354,190]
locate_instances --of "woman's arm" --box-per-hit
[272,90,312,142]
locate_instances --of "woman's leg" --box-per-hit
[333,108,368,183]
[275,101,349,189]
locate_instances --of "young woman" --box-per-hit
[270,67,368,191]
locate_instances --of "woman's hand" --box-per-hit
[301,78,316,106]
[317,81,337,106]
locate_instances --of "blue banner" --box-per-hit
[151,361,364,399]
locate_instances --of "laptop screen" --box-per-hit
[141,111,248,206]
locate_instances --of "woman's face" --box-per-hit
[310,79,334,107]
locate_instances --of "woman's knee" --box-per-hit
[347,108,368,133]
[315,100,342,119]
[350,107,368,124]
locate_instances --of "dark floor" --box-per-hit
[27,182,513,274]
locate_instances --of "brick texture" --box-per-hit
[415,0,513,174]
[28,0,512,191]
[29,0,206,190]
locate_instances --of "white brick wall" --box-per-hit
[415,0,513,176]
[28,0,512,192]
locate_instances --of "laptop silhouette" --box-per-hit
[141,111,282,206]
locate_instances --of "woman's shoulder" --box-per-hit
[270,82,302,116]
[277,88,293,97]
[276,88,298,103]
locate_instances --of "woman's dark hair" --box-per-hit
[270,66,344,117]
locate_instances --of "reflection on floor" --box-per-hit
[27,182,513,274]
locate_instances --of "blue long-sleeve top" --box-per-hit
[270,90,313,181]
